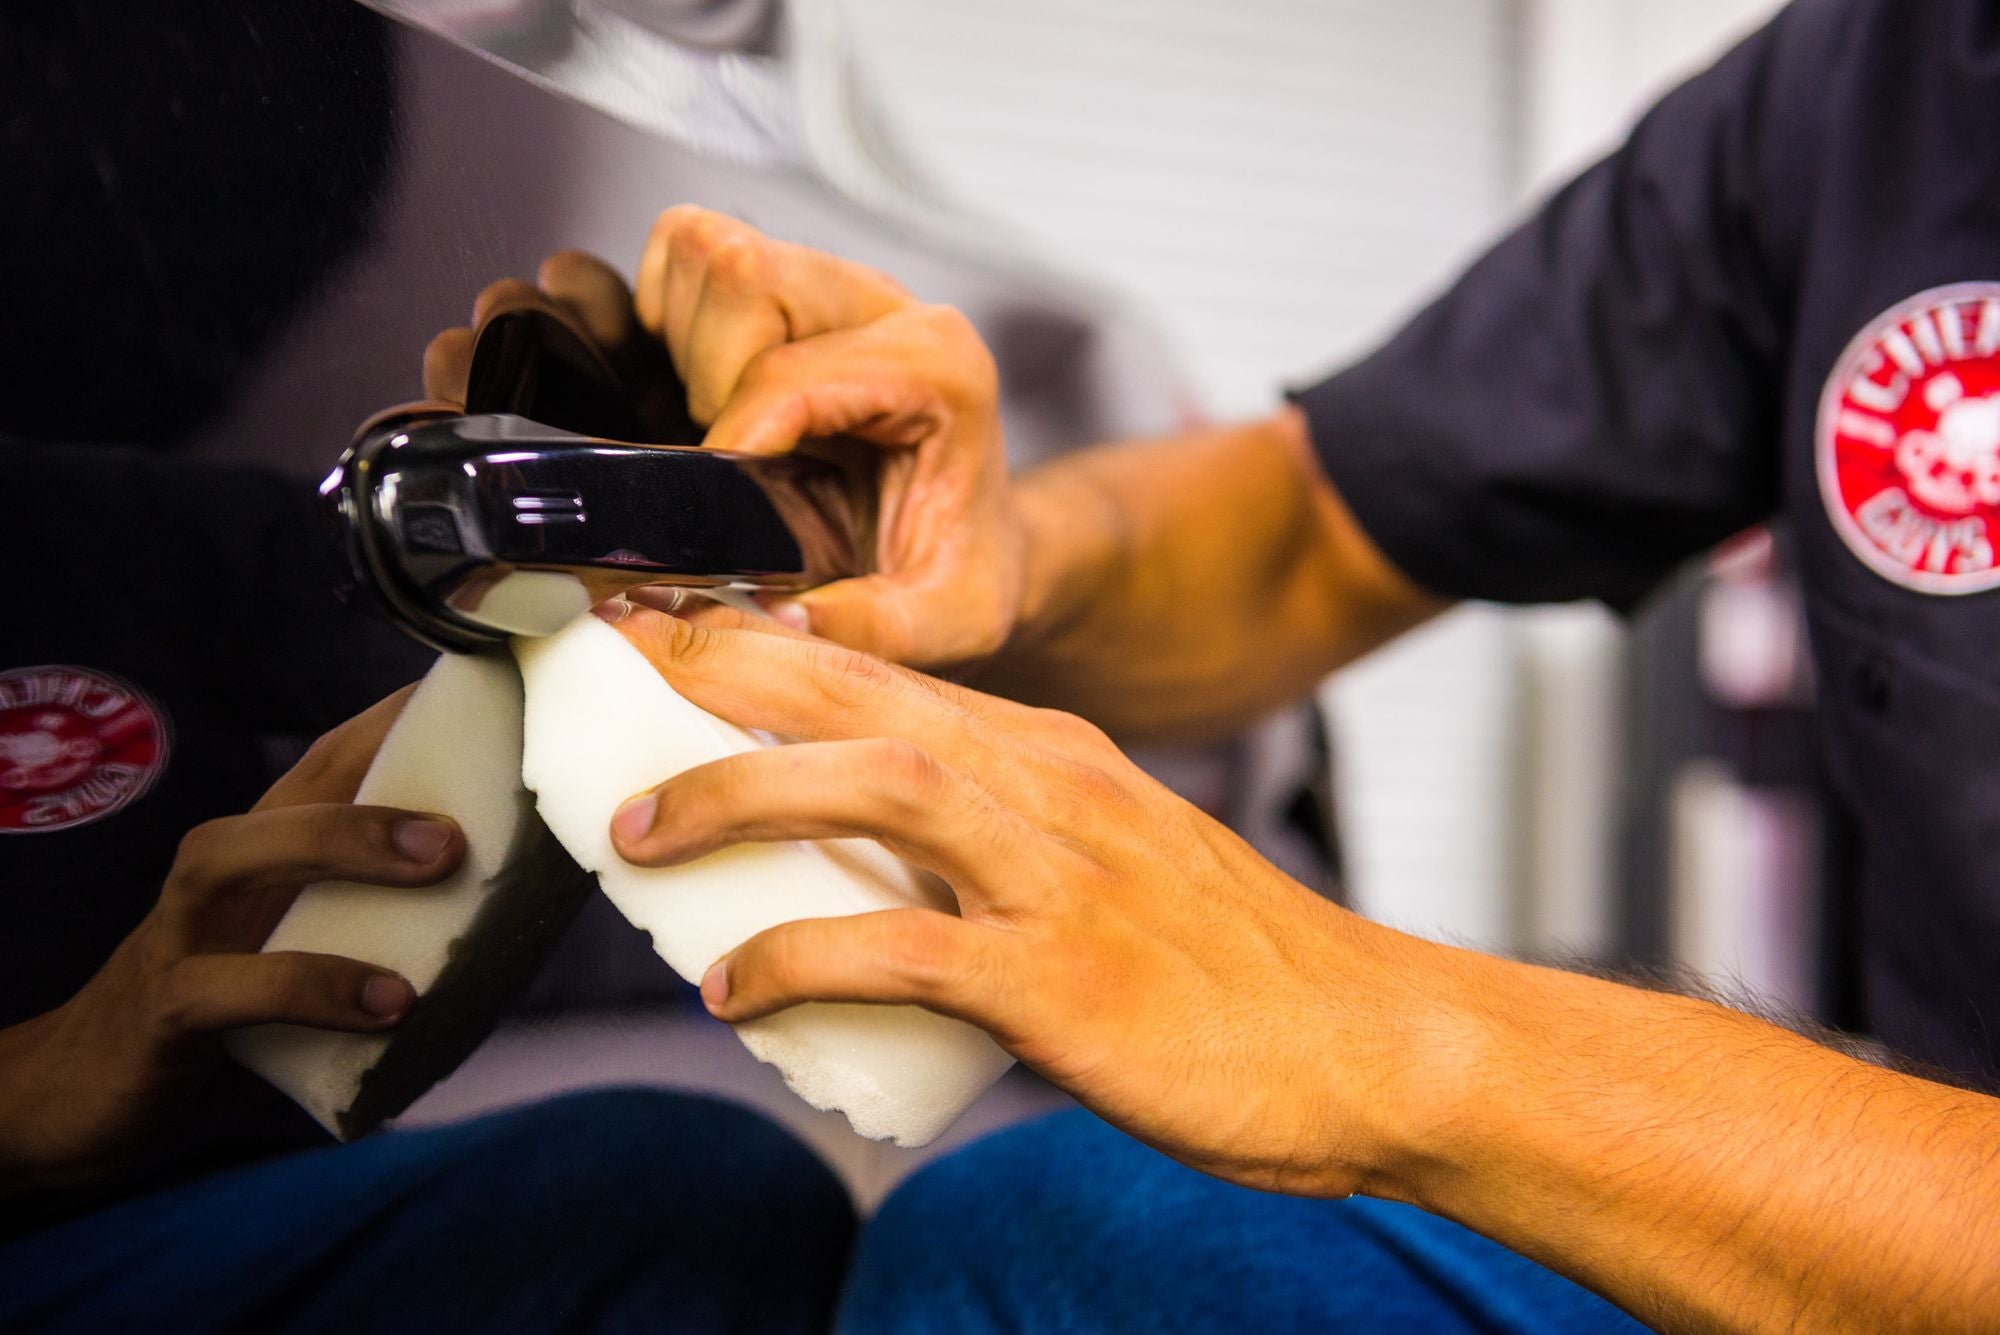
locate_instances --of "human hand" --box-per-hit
[630,208,1027,670]
[601,605,1447,1199]
[0,690,465,1195]
[418,223,1026,670]
[419,249,693,442]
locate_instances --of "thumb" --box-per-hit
[772,571,1006,670]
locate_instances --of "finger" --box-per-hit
[701,910,1016,1039]
[702,308,989,458]
[759,235,912,338]
[662,209,727,375]
[636,203,701,336]
[538,249,640,353]
[612,607,979,745]
[168,804,464,904]
[782,571,1005,668]
[682,247,789,425]
[470,276,544,328]
[610,737,1025,895]
[617,588,815,641]
[422,327,474,404]
[256,686,418,811]
[640,207,909,380]
[160,951,415,1035]
[641,207,908,334]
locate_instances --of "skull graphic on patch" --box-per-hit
[1819,283,2000,594]
[0,666,170,833]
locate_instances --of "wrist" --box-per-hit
[1322,925,1524,1208]
[1003,458,1132,660]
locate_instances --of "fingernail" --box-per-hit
[700,958,731,1012]
[765,599,809,632]
[394,818,452,863]
[627,586,688,615]
[612,792,659,845]
[591,598,632,625]
[362,974,414,1018]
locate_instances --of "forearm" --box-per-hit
[980,406,1444,741]
[1381,947,2000,1333]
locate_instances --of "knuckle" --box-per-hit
[669,209,729,264]
[880,914,956,995]
[636,607,720,670]
[1033,707,1115,755]
[686,386,723,427]
[1050,755,1134,817]
[955,783,1022,857]
[544,246,596,272]
[650,203,704,248]
[865,737,947,809]
[666,614,723,666]
[702,235,770,292]
[150,961,203,1035]
[735,340,801,395]
[807,643,901,712]
[169,820,229,891]
[915,301,977,345]
[290,728,346,786]
[474,276,535,310]
[873,597,922,666]
[914,304,999,399]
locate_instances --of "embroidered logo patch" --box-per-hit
[1819,283,2000,593]
[0,666,170,834]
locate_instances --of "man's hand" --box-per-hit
[0,690,465,1196]
[602,603,1430,1197]
[631,209,1026,669]
[604,606,2000,1333]
[419,249,695,444]
[425,221,1438,738]
[419,216,1026,670]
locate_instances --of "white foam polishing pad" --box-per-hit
[226,651,588,1137]
[515,615,1013,1147]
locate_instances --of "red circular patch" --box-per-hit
[0,666,170,834]
[1819,283,2000,594]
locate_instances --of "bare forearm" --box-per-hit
[1385,949,2000,1333]
[980,407,1443,741]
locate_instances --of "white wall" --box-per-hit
[834,0,1518,419]
[1523,0,1787,191]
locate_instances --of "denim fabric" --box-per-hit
[840,1110,1651,1334]
[0,1088,853,1334]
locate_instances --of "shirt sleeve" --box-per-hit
[1290,2,1832,612]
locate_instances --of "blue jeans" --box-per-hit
[0,1088,854,1334]
[840,1110,1652,1333]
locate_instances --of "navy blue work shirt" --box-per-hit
[0,443,432,1030]
[1294,0,2000,1084]
[0,443,432,1227]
